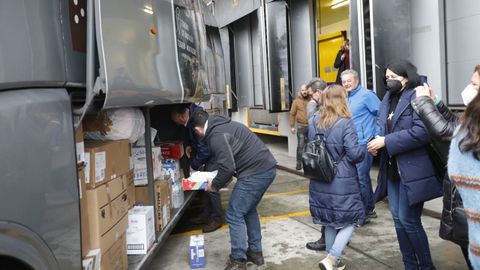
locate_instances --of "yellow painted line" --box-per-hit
[249,128,281,136]
[173,210,311,237]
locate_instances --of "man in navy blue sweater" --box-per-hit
[171,104,223,233]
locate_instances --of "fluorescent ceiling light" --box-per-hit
[331,0,349,9]
[143,5,153,14]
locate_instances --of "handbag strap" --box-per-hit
[314,116,346,164]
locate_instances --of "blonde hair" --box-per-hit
[318,85,351,128]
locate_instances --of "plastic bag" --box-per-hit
[85,108,145,143]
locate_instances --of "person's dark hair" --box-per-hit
[189,110,209,128]
[306,78,327,92]
[171,104,189,117]
[474,64,480,76]
[458,92,480,160]
[386,60,422,89]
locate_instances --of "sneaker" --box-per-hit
[202,219,223,233]
[337,259,346,270]
[319,254,337,270]
[306,236,326,251]
[225,256,247,270]
[296,162,302,170]
[366,210,377,219]
[246,250,264,266]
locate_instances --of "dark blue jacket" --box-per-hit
[374,89,442,205]
[187,104,210,170]
[308,114,366,228]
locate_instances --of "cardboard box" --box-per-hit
[131,146,162,186]
[75,123,85,164]
[154,180,172,232]
[160,143,184,159]
[84,140,131,189]
[126,206,155,255]
[190,235,206,269]
[78,167,90,257]
[89,213,128,254]
[127,182,135,209]
[101,233,128,270]
[134,186,150,206]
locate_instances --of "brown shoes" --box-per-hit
[202,219,223,233]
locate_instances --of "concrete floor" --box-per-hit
[147,168,468,270]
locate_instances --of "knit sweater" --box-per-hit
[290,97,309,127]
[448,128,480,270]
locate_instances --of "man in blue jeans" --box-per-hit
[342,69,381,222]
[190,111,277,270]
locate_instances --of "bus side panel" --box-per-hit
[0,89,80,269]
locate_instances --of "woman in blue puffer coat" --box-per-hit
[308,84,365,270]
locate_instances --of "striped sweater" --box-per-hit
[448,129,480,270]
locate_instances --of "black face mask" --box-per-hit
[386,80,403,94]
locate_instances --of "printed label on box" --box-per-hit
[85,153,90,184]
[95,152,106,183]
[76,142,85,163]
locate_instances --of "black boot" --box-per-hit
[246,250,265,266]
[296,162,302,170]
[224,256,247,270]
[306,235,326,251]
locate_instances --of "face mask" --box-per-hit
[386,80,403,94]
[461,84,478,106]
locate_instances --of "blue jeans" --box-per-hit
[387,179,436,270]
[325,225,355,260]
[356,145,375,214]
[226,168,276,261]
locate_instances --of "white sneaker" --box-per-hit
[319,254,337,270]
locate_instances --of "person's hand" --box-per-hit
[185,145,192,159]
[205,178,214,192]
[291,128,296,134]
[367,136,385,156]
[415,83,435,101]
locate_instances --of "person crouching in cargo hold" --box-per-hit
[171,105,223,233]
[308,85,365,270]
[290,84,310,170]
[190,111,277,270]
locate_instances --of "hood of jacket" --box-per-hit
[205,115,231,138]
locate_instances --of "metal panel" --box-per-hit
[207,27,227,94]
[233,16,255,107]
[265,1,291,112]
[251,10,265,107]
[62,0,87,85]
[0,89,80,269]
[370,0,412,98]
[214,0,261,28]
[290,0,316,96]
[96,0,181,107]
[0,0,66,90]
[445,2,480,105]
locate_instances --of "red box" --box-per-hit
[160,143,184,159]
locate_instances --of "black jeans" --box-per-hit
[201,191,223,222]
[296,126,308,164]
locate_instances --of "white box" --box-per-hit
[126,206,155,255]
[84,249,101,270]
[189,235,205,269]
[132,147,162,186]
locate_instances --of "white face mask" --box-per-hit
[461,84,478,106]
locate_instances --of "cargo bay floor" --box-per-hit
[148,135,467,270]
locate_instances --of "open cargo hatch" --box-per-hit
[95,0,220,108]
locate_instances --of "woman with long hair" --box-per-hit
[367,60,442,269]
[308,85,364,270]
[448,77,480,269]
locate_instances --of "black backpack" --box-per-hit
[302,117,345,182]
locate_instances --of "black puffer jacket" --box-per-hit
[411,96,468,246]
